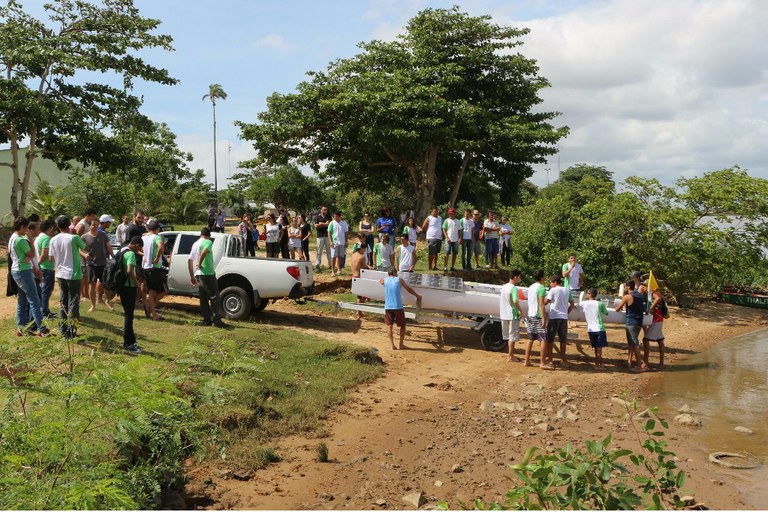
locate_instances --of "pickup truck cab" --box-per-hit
[161,231,315,320]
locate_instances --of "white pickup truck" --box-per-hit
[160,231,315,320]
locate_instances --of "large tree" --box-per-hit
[0,0,176,218]
[238,6,568,220]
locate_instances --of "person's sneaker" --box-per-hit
[198,320,213,327]
[15,329,25,337]
[35,327,51,337]
[450,267,457,272]
[124,344,141,355]
[213,320,228,328]
[443,267,448,272]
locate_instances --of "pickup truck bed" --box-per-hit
[161,231,315,320]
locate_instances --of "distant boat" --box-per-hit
[717,287,768,310]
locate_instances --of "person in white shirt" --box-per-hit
[421,207,443,271]
[338,214,349,269]
[545,275,574,367]
[499,269,523,362]
[327,211,346,276]
[524,269,548,368]
[459,209,475,270]
[441,208,460,272]
[395,234,418,277]
[499,216,512,266]
[562,254,585,292]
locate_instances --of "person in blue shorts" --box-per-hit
[580,288,609,369]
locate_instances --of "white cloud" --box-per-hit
[251,33,298,55]
[491,0,768,186]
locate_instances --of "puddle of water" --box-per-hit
[645,328,768,508]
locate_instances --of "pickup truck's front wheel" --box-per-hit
[220,286,252,321]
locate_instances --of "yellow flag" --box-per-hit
[648,271,659,292]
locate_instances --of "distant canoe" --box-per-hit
[717,287,768,310]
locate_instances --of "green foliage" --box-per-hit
[238,164,325,214]
[316,441,329,462]
[0,0,177,217]
[504,166,768,299]
[26,172,68,220]
[444,396,686,510]
[238,6,567,219]
[0,341,204,509]
[0,304,385,509]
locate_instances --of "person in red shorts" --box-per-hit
[378,267,422,350]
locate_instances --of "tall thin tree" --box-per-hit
[203,84,228,202]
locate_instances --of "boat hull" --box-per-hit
[353,270,650,326]
[717,291,768,310]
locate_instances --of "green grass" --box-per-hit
[0,303,383,507]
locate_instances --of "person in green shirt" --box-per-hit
[35,219,57,318]
[120,236,143,354]
[196,228,226,328]
[9,216,49,337]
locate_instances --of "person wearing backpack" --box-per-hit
[119,236,143,354]
[643,288,668,369]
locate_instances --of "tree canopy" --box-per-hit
[503,166,768,301]
[0,0,176,217]
[238,6,568,220]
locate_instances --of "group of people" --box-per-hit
[498,258,667,372]
[8,209,228,355]
[308,205,516,275]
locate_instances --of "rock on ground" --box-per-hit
[402,491,426,508]
[734,426,754,434]
[675,414,703,427]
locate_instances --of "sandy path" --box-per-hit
[180,295,767,510]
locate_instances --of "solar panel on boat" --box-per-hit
[405,272,464,292]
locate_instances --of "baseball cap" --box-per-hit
[630,271,642,279]
[146,219,160,230]
[448,208,455,214]
[99,214,113,223]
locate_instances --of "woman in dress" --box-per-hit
[288,216,303,259]
[358,212,376,266]
[264,214,281,258]
[239,214,256,257]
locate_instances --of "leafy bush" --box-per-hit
[443,396,686,510]
[0,344,205,509]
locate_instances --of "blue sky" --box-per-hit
[13,0,768,188]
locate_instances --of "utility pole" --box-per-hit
[545,167,551,186]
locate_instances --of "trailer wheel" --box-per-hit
[220,286,252,320]
[480,323,506,352]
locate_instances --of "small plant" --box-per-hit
[442,393,687,510]
[316,441,329,462]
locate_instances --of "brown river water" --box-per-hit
[645,328,768,508]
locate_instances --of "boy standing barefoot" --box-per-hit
[499,269,523,362]
[580,288,609,369]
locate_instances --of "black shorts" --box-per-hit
[144,268,168,293]
[86,265,105,283]
[546,318,568,343]
[427,239,442,256]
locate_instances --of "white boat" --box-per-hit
[352,269,650,327]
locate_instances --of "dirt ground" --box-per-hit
[3,266,767,510]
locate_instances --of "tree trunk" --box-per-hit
[414,145,439,221]
[9,135,21,218]
[19,131,38,218]
[448,152,471,207]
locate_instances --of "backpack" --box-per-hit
[103,248,127,292]
[6,254,18,297]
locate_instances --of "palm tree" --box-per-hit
[202,84,228,202]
